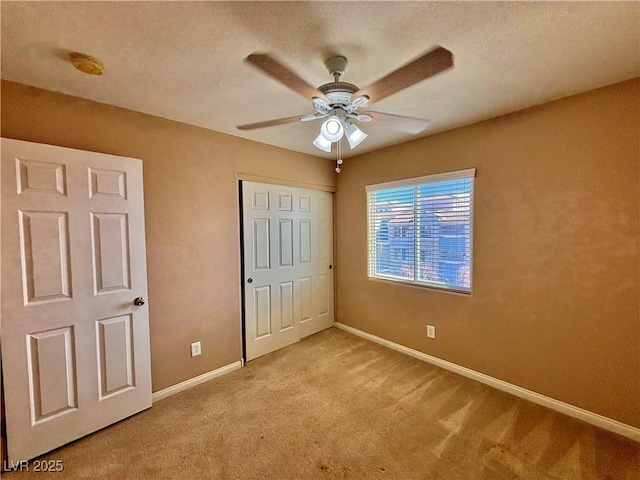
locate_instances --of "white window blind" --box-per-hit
[366,168,475,293]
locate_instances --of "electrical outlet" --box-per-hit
[190,341,201,357]
[427,325,436,339]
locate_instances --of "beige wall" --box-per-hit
[1,80,336,392]
[335,78,640,428]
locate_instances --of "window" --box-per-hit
[366,168,475,293]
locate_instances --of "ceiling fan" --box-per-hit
[237,46,454,167]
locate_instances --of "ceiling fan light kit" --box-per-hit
[320,115,344,142]
[238,46,454,172]
[344,123,368,149]
[313,133,333,153]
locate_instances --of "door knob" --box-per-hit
[247,278,253,284]
[134,297,145,306]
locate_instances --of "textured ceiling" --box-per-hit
[1,1,639,159]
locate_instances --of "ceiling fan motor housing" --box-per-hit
[318,81,359,106]
[314,55,373,118]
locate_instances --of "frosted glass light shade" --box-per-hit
[345,123,367,149]
[320,116,344,142]
[313,133,332,152]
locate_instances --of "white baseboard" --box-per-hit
[152,361,242,403]
[334,322,640,442]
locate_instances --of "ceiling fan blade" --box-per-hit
[365,111,430,134]
[354,46,453,103]
[246,54,329,102]
[236,115,304,131]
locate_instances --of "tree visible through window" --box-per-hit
[366,169,475,293]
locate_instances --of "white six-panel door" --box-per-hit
[1,138,152,462]
[242,182,333,361]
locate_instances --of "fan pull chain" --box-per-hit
[335,140,343,173]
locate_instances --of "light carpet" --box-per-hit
[4,327,639,479]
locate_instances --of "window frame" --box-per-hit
[366,168,476,294]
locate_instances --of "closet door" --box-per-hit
[242,182,333,361]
